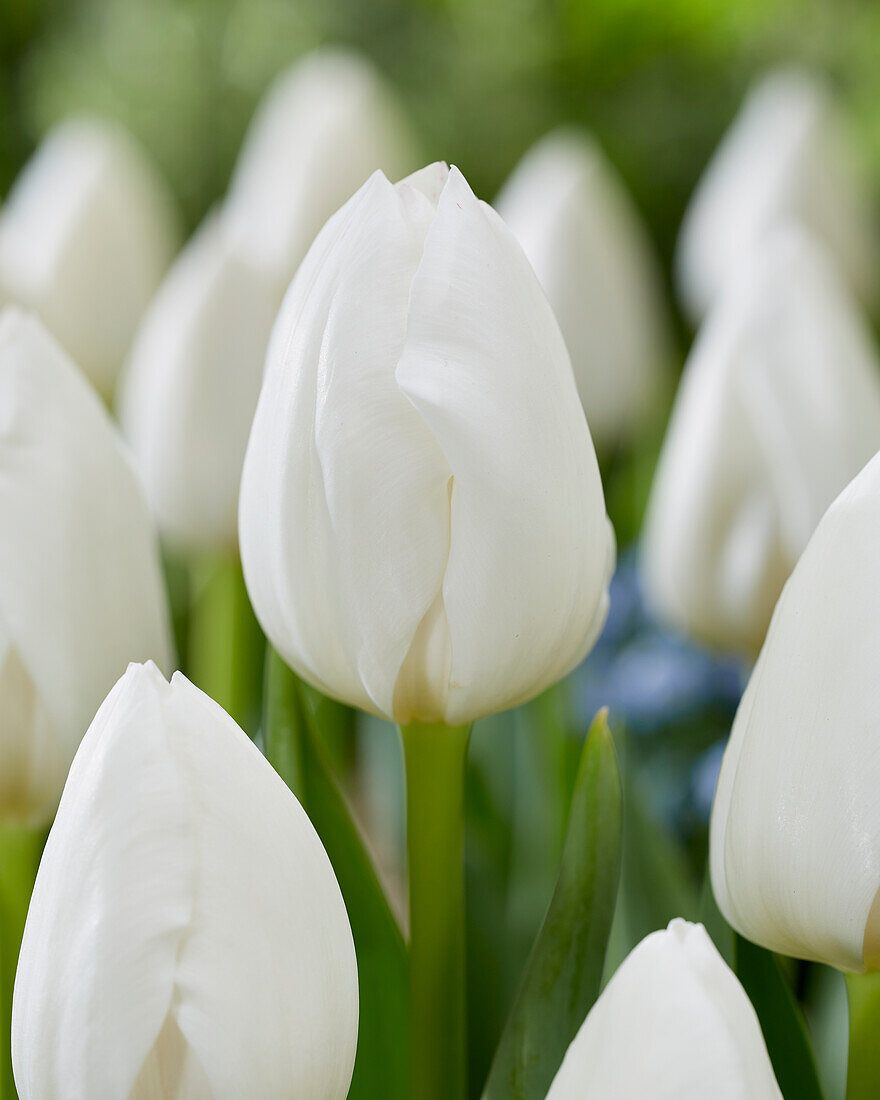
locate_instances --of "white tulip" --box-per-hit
[711,450,880,971]
[0,307,172,824]
[545,920,781,1099]
[676,68,878,322]
[239,162,614,727]
[0,117,179,398]
[642,225,880,654]
[495,129,672,448]
[223,48,416,287]
[118,214,281,550]
[12,661,359,1099]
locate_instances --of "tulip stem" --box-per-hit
[846,971,880,1099]
[187,554,264,737]
[399,720,471,1100]
[0,825,44,1099]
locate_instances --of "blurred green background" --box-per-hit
[4,0,880,280]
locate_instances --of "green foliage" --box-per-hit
[482,710,622,1100]
[263,648,409,1100]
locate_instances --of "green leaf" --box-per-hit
[698,869,734,967]
[846,971,880,1100]
[263,647,409,1100]
[482,709,623,1100]
[603,757,699,978]
[734,935,825,1100]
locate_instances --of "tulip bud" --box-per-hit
[12,662,358,1099]
[239,162,614,727]
[0,307,172,824]
[223,48,416,287]
[495,129,672,448]
[545,920,781,1099]
[118,214,281,551]
[642,225,880,654]
[711,450,880,971]
[0,118,179,399]
[676,69,878,322]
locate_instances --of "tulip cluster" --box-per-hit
[4,40,880,1100]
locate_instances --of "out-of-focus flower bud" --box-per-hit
[642,226,880,655]
[0,118,179,398]
[223,48,416,288]
[496,129,672,449]
[239,162,614,727]
[0,307,172,824]
[118,214,280,551]
[711,451,880,972]
[545,920,781,1099]
[12,662,358,1099]
[676,69,878,322]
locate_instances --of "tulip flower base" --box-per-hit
[399,720,471,1100]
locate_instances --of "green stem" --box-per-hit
[846,971,880,1099]
[399,720,471,1100]
[0,825,44,1100]
[187,554,264,736]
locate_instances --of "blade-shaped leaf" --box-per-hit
[482,709,622,1100]
[263,647,409,1100]
[734,934,825,1100]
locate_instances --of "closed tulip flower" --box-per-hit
[0,118,179,398]
[12,661,358,1099]
[545,920,781,1099]
[676,69,878,322]
[223,48,415,287]
[711,450,880,971]
[642,226,880,655]
[495,129,672,448]
[239,162,615,728]
[0,307,172,824]
[118,214,280,550]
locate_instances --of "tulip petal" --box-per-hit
[12,664,192,1100]
[544,920,782,1099]
[119,214,280,550]
[0,309,173,819]
[643,226,880,654]
[224,48,414,283]
[397,166,614,724]
[495,129,671,447]
[710,451,880,971]
[13,663,359,1100]
[240,170,453,719]
[0,118,178,397]
[675,69,878,321]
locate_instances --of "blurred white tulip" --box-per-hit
[496,129,672,448]
[12,661,358,1099]
[545,920,781,1099]
[0,118,179,398]
[676,69,879,322]
[0,308,172,825]
[223,47,416,287]
[118,214,280,551]
[642,225,880,654]
[239,162,614,727]
[711,450,880,972]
